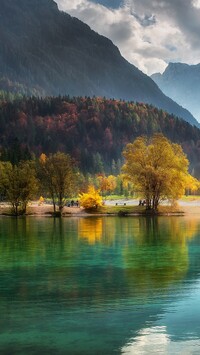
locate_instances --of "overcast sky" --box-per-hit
[55,0,200,75]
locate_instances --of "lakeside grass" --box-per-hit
[85,204,183,215]
[180,195,200,201]
[102,195,138,201]
[97,205,144,214]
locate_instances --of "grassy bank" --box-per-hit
[84,204,184,216]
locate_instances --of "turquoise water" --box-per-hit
[1,216,200,354]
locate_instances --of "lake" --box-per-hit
[1,216,200,354]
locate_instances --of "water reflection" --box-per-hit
[0,216,200,354]
[78,217,115,245]
[122,325,200,354]
[78,216,200,292]
[124,217,198,292]
[0,216,199,300]
[78,218,103,244]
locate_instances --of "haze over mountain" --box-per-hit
[0,0,199,127]
[152,62,200,122]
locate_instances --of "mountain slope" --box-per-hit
[0,0,199,127]
[152,62,200,121]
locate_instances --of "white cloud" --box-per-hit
[55,0,200,75]
[193,0,200,8]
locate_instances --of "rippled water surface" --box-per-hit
[1,216,200,354]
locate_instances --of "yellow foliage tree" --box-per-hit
[79,185,103,210]
[107,175,117,192]
[39,153,47,164]
[122,134,199,210]
[97,175,117,196]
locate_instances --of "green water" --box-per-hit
[1,216,200,354]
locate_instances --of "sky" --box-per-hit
[55,0,200,75]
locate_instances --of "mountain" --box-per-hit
[1,95,200,176]
[152,62,200,122]
[0,0,199,127]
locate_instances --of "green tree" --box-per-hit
[38,152,75,213]
[122,134,199,211]
[0,161,38,215]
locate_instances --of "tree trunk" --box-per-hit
[23,202,27,214]
[15,204,18,216]
[59,193,63,212]
[146,198,151,210]
[53,202,56,213]
[152,195,159,211]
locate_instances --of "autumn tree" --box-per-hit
[79,185,102,210]
[38,152,75,213]
[122,134,199,211]
[97,175,117,197]
[0,161,38,215]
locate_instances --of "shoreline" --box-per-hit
[0,199,200,217]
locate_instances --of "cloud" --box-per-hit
[133,13,156,27]
[55,0,200,75]
[193,0,200,8]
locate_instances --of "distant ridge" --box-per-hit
[0,0,199,127]
[152,62,200,122]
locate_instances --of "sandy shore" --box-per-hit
[0,202,85,216]
[178,205,200,215]
[0,199,200,216]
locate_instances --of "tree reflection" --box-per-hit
[78,218,103,244]
[78,217,115,245]
[124,217,199,293]
[0,216,199,305]
[0,216,200,354]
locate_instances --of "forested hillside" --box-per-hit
[0,0,198,127]
[1,95,200,176]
